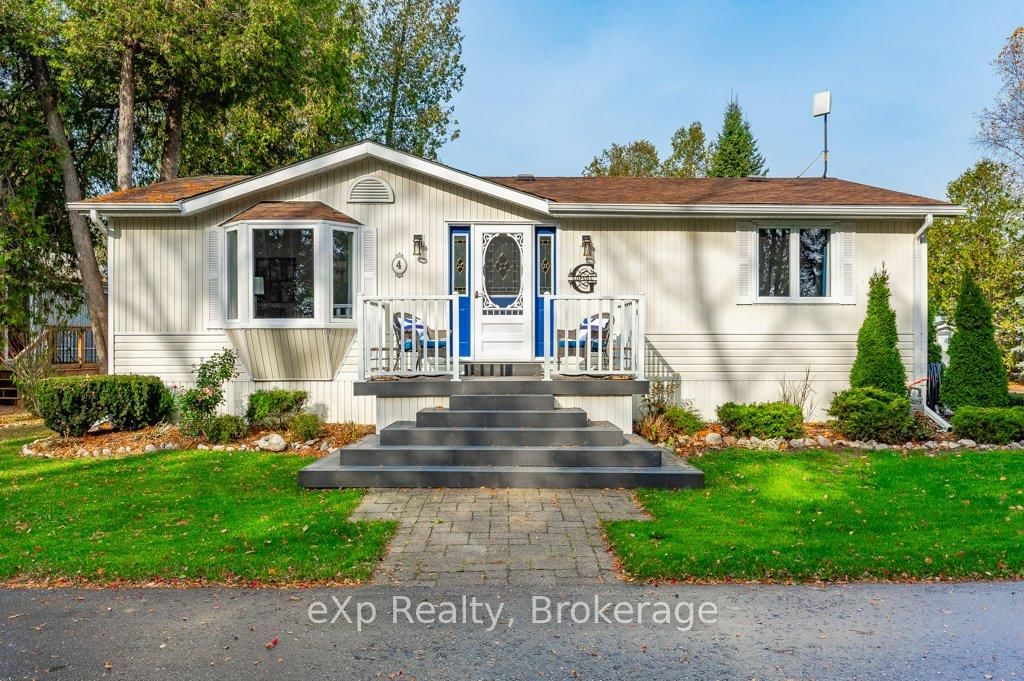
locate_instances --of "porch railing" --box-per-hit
[542,294,645,379]
[358,294,460,381]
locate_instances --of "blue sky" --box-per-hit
[441,0,1022,199]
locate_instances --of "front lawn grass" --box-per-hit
[0,436,394,584]
[607,448,1024,582]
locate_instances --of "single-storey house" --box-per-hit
[69,141,964,487]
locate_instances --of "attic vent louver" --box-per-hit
[348,175,395,203]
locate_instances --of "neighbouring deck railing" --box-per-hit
[358,295,460,381]
[542,294,645,379]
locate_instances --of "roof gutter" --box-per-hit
[547,203,967,218]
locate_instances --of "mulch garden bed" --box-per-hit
[18,416,374,460]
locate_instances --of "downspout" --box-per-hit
[89,209,115,376]
[913,213,950,431]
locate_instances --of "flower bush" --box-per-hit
[175,350,238,436]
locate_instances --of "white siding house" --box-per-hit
[72,141,963,428]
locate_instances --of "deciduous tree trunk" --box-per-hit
[30,55,109,372]
[160,82,183,181]
[116,46,135,190]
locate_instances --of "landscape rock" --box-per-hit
[704,432,722,446]
[874,443,890,450]
[256,433,288,452]
[305,439,318,446]
[144,444,157,452]
[815,435,832,448]
[788,438,804,449]
[749,436,763,448]
[923,441,939,450]
[212,445,225,451]
[21,445,35,456]
[957,439,977,448]
[161,442,176,450]
[77,447,88,456]
[764,438,783,450]
[1009,442,1023,450]
[722,435,737,446]
[102,448,112,455]
[320,441,331,451]
[197,444,209,450]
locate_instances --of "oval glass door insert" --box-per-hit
[482,232,523,313]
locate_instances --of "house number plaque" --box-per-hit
[568,263,597,293]
[391,253,408,278]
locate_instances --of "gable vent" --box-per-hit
[348,175,394,204]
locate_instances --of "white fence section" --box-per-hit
[542,294,645,379]
[358,295,460,380]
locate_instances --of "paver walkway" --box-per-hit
[350,489,649,586]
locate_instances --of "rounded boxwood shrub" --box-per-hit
[246,389,308,429]
[36,376,106,436]
[288,411,324,441]
[850,268,908,395]
[716,401,804,439]
[663,404,703,435]
[827,386,914,444]
[99,375,173,431]
[200,415,249,444]
[951,406,1024,444]
[941,272,1009,410]
[36,374,171,437]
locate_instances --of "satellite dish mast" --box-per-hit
[813,90,831,178]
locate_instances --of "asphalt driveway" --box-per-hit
[1,582,1021,680]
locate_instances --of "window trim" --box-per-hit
[221,219,360,329]
[753,221,837,304]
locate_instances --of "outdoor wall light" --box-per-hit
[412,234,426,262]
[581,234,594,261]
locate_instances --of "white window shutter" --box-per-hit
[736,221,756,304]
[361,226,377,296]
[206,227,223,328]
[835,222,856,304]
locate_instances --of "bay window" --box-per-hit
[756,224,833,301]
[220,220,360,327]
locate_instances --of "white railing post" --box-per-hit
[543,293,552,380]
[637,294,646,380]
[357,294,366,381]
[450,293,460,381]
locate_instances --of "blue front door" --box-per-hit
[450,226,471,357]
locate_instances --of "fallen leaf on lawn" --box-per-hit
[265,637,279,649]
[7,613,23,619]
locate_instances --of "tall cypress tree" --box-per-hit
[850,268,908,394]
[708,98,767,177]
[941,272,1009,409]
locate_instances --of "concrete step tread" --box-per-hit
[382,420,619,432]
[347,433,658,451]
[419,407,586,415]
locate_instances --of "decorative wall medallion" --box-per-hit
[568,263,597,293]
[391,253,408,278]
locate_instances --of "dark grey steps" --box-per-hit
[449,394,556,411]
[379,421,625,447]
[341,437,662,467]
[300,455,704,489]
[416,408,587,428]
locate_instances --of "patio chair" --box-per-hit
[557,312,613,369]
[393,312,449,371]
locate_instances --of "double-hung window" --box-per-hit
[220,220,360,327]
[756,225,833,302]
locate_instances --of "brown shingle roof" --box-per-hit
[80,175,249,204]
[222,201,360,225]
[484,176,951,206]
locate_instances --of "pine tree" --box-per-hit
[941,272,1009,409]
[850,268,908,394]
[708,98,767,177]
